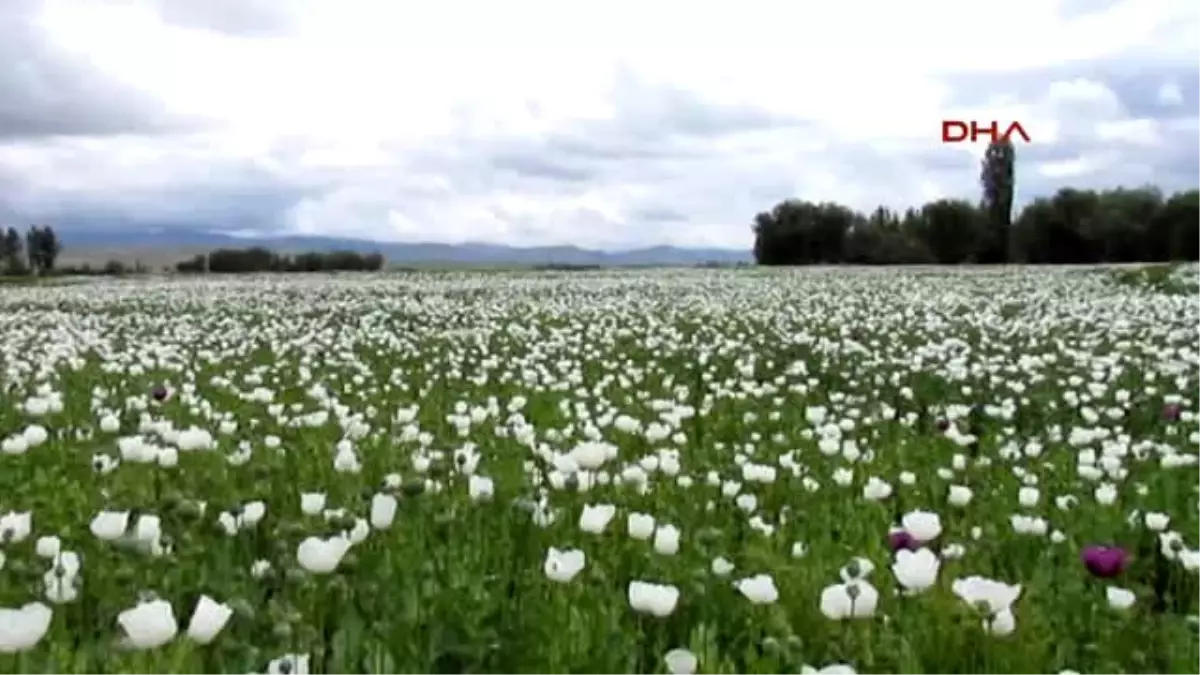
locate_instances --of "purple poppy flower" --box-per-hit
[151,385,170,402]
[889,529,920,552]
[1081,545,1128,578]
[1162,403,1182,422]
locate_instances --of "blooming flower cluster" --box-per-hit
[0,266,1195,673]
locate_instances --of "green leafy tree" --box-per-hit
[979,139,1016,263]
[753,188,1199,266]
[174,247,387,274]
[1,227,24,274]
[750,132,1197,267]
[1155,189,1200,261]
[751,200,858,264]
[24,226,40,273]
[42,226,62,272]
[24,225,62,274]
[915,199,985,264]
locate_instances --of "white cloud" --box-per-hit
[1095,119,1163,146]
[1,0,1196,249]
[1037,155,1114,179]
[1157,81,1185,106]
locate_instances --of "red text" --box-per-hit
[941,120,1031,143]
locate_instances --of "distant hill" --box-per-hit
[56,227,752,267]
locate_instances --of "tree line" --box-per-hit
[0,225,62,276]
[0,226,388,277]
[752,141,1199,265]
[175,247,386,274]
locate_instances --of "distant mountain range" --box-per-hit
[58,227,752,267]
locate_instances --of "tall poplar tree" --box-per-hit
[979,139,1016,263]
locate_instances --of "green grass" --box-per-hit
[0,275,51,287]
[1108,263,1198,296]
[0,266,1196,674]
[0,275,100,287]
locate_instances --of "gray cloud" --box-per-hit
[487,150,596,184]
[937,59,1199,198]
[631,207,689,224]
[462,71,812,196]
[0,1,199,140]
[0,2,1195,249]
[1057,0,1126,17]
[606,69,808,141]
[0,135,318,236]
[479,75,806,187]
[145,0,299,36]
[375,74,811,232]
[942,60,1198,116]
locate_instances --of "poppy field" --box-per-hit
[0,266,1196,674]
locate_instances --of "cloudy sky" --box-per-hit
[0,0,1196,250]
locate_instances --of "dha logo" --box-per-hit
[941,120,1031,143]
